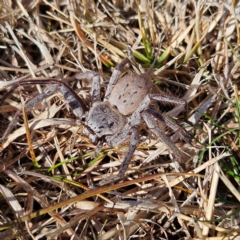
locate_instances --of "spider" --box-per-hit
[1,57,191,185]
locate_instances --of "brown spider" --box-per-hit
[1,57,191,185]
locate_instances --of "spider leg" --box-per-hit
[75,72,101,103]
[22,79,88,117]
[118,127,139,177]
[1,79,88,142]
[1,84,59,142]
[149,93,188,120]
[142,110,187,159]
[145,109,193,146]
[99,127,139,186]
[130,94,188,159]
[104,58,130,101]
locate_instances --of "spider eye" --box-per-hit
[109,122,114,128]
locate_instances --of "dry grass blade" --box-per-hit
[0,0,240,239]
[0,184,24,218]
[21,94,38,168]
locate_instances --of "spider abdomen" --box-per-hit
[108,74,150,116]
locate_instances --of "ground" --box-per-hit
[0,1,240,239]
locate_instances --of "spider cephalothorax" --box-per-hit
[1,57,191,185]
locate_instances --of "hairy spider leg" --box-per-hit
[1,79,88,142]
[142,111,187,159]
[149,93,188,121]
[99,127,139,186]
[1,84,59,142]
[145,109,193,145]
[134,94,190,158]
[104,58,130,101]
[118,127,139,177]
[75,71,101,104]
[130,93,189,158]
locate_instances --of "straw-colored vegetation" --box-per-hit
[0,0,240,239]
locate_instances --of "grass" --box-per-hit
[0,0,240,239]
